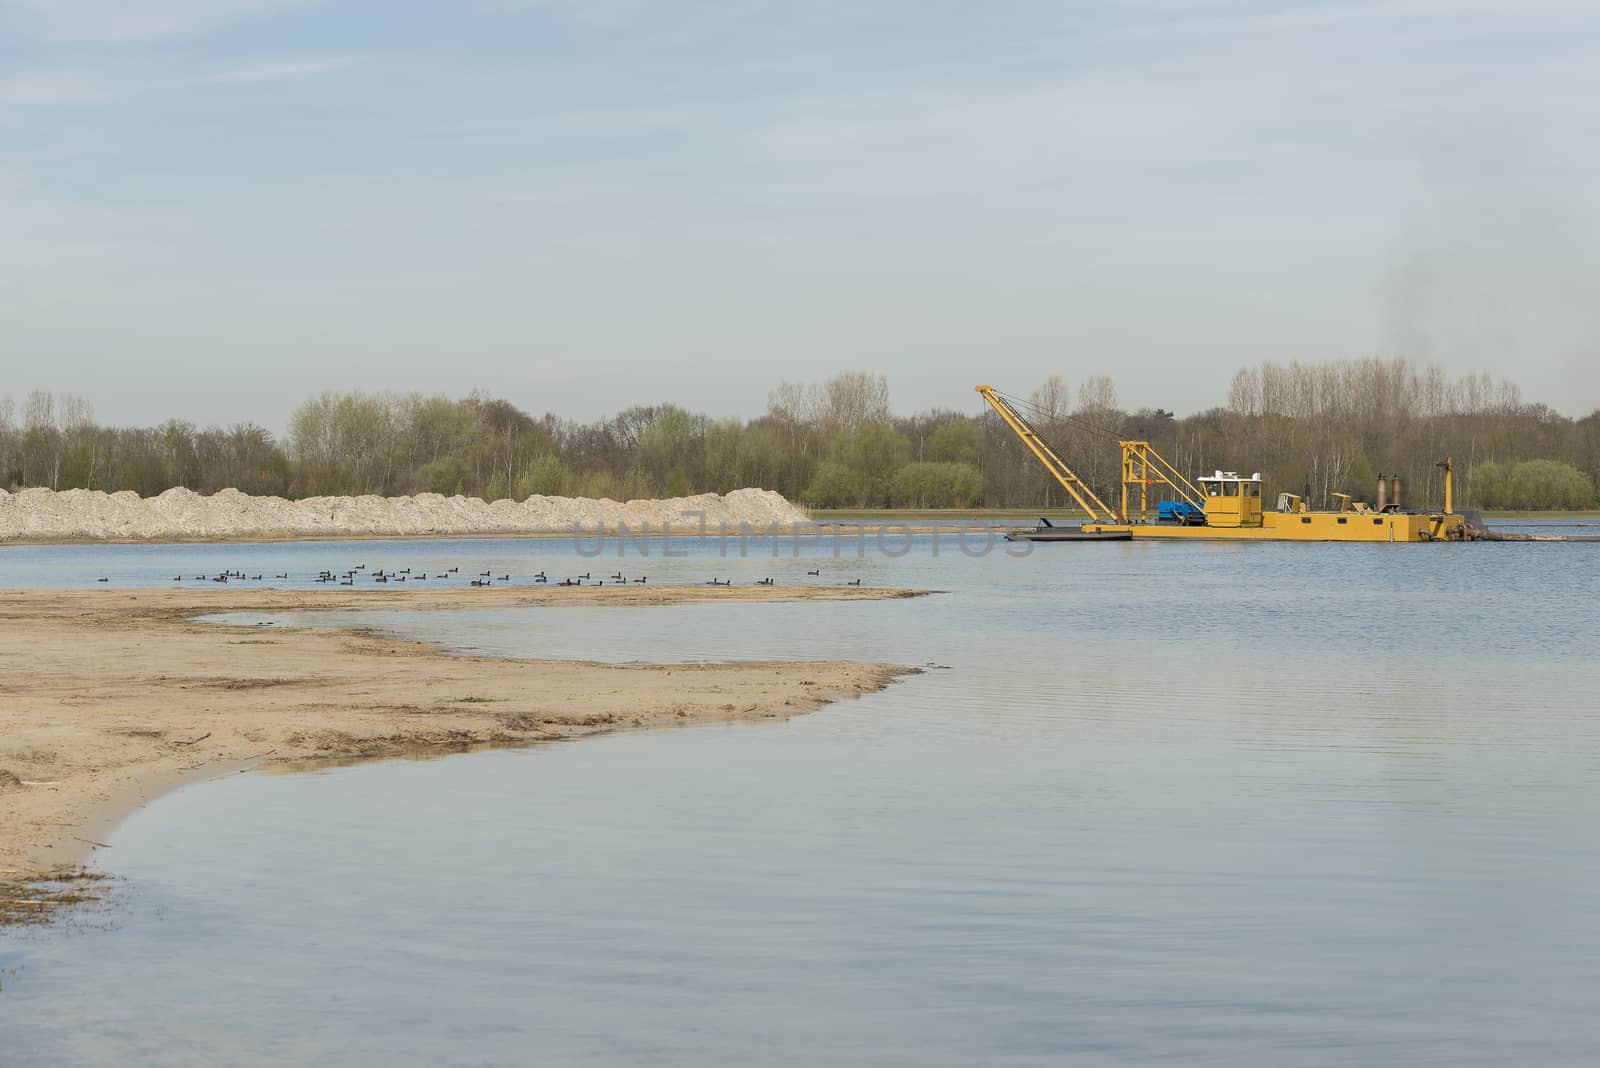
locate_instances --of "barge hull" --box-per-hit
[1007,513,1468,543]
[1006,527,1133,542]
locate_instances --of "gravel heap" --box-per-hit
[0,486,811,542]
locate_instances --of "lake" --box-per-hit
[3,526,1599,1066]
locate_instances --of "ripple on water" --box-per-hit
[3,535,1600,1065]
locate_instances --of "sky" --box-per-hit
[2,0,1598,432]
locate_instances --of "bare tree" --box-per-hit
[22,390,61,488]
[0,396,14,488]
[823,371,890,434]
[1071,376,1123,501]
[1029,375,1070,423]
[1226,367,1261,417]
[1028,376,1071,508]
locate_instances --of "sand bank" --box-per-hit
[0,585,919,923]
[0,485,808,542]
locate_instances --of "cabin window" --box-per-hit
[1301,517,1312,524]
[1372,518,1383,526]
[1337,517,1348,524]
[1245,484,1260,497]
[1205,483,1220,497]
[1224,483,1240,497]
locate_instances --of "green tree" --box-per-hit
[704,418,743,491]
[637,407,703,495]
[892,461,983,507]
[1473,459,1596,510]
[928,420,984,466]
[801,462,860,508]
[515,453,570,498]
[1470,460,1504,508]
[417,458,469,495]
[836,421,910,506]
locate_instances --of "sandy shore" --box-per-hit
[0,519,1015,546]
[0,585,920,923]
[0,485,810,542]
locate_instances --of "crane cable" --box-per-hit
[983,389,1201,508]
[989,390,1128,443]
[982,390,1126,457]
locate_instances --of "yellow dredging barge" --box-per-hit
[978,385,1473,543]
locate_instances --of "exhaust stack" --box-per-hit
[1375,473,1387,512]
[1391,475,1402,511]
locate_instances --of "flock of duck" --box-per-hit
[91,565,862,588]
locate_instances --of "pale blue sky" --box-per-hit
[3,1,1597,430]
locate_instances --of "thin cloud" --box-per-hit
[0,68,108,106]
[0,56,354,111]
[179,56,358,87]
[2,0,315,42]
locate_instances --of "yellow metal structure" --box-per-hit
[1079,471,1468,542]
[979,383,1470,543]
[1120,440,1203,524]
[975,386,1117,521]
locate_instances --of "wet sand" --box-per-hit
[0,585,921,922]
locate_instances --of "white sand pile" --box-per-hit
[0,486,811,542]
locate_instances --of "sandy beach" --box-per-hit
[0,585,920,922]
[0,519,1015,547]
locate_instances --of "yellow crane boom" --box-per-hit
[976,385,1118,522]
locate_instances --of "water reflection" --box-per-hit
[3,534,1599,1066]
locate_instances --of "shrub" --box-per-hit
[1470,459,1596,510]
[892,461,984,508]
[801,462,861,508]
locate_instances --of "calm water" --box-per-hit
[3,530,1599,1066]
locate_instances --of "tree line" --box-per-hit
[2,360,1596,511]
